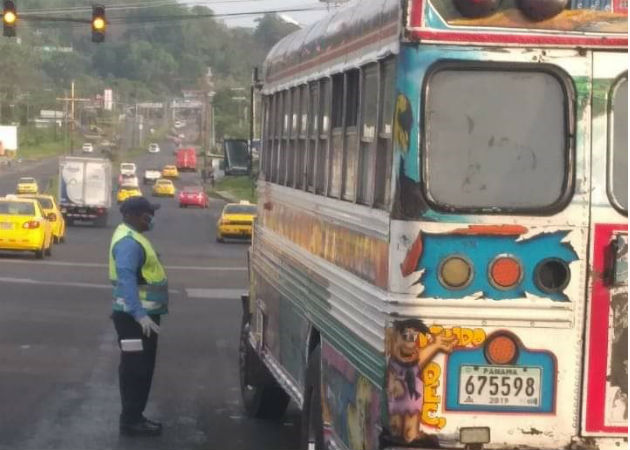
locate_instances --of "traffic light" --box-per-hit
[92,4,106,43]
[2,0,17,38]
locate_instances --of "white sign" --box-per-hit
[0,125,18,156]
[104,89,113,111]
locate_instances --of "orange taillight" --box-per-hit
[484,333,519,365]
[489,256,522,290]
[23,220,40,229]
[439,256,473,289]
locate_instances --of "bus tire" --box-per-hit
[300,346,324,450]
[239,320,290,420]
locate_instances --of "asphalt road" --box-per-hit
[0,142,300,450]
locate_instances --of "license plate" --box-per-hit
[0,222,12,230]
[459,365,542,408]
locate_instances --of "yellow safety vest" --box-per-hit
[109,223,168,315]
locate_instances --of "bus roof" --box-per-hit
[263,0,627,88]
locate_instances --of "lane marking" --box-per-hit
[0,276,179,294]
[185,288,244,300]
[0,259,246,271]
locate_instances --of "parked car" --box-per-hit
[82,143,94,153]
[178,186,208,208]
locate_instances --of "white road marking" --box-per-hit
[185,288,244,299]
[0,259,246,271]
[0,276,180,294]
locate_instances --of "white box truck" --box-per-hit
[59,156,112,227]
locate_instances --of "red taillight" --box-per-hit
[23,221,40,229]
[47,213,57,222]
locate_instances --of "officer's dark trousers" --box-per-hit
[112,311,161,425]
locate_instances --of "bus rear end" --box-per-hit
[378,2,627,449]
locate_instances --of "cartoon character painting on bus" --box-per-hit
[385,319,457,445]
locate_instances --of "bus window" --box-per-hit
[273,92,283,183]
[287,87,299,186]
[307,82,319,191]
[375,57,396,209]
[609,77,628,212]
[330,74,345,197]
[358,64,378,205]
[343,69,360,202]
[296,85,308,189]
[424,67,570,213]
[317,79,330,195]
[280,90,291,185]
[263,96,271,180]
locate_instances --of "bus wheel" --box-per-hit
[300,346,324,450]
[239,320,289,419]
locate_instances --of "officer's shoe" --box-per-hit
[120,418,163,437]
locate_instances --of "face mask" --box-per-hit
[144,214,155,231]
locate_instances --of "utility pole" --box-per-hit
[56,81,89,155]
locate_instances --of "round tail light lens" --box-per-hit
[489,256,523,290]
[439,256,473,290]
[535,258,570,294]
[484,333,519,365]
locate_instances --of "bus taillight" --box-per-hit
[484,332,519,365]
[489,255,523,290]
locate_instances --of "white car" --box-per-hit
[120,174,139,188]
[143,169,161,185]
[174,120,184,129]
[82,143,94,153]
[148,143,160,153]
[120,162,137,176]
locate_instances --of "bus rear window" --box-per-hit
[610,77,628,212]
[424,67,570,213]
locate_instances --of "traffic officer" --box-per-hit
[109,196,168,436]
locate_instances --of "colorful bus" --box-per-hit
[239,1,628,449]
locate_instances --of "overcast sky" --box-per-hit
[179,0,345,28]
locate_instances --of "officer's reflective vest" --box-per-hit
[109,223,168,315]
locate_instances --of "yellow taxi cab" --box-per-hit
[216,200,257,242]
[162,165,179,179]
[0,196,53,259]
[117,187,143,204]
[18,194,66,244]
[152,178,176,197]
[16,177,39,194]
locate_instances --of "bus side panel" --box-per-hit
[253,257,310,393]
[321,340,382,450]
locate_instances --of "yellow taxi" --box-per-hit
[0,196,53,259]
[152,179,176,197]
[162,165,179,179]
[16,177,39,194]
[216,201,257,242]
[18,194,66,244]
[117,187,143,204]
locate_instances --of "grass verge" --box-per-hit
[210,175,257,203]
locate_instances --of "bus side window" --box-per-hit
[297,84,308,190]
[317,79,331,196]
[280,90,291,186]
[288,86,300,187]
[330,74,345,198]
[273,92,283,183]
[307,82,319,192]
[358,63,379,205]
[263,95,272,181]
[375,57,396,210]
[609,76,628,212]
[343,69,360,202]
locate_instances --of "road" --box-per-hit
[0,142,300,450]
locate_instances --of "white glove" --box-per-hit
[137,316,160,337]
